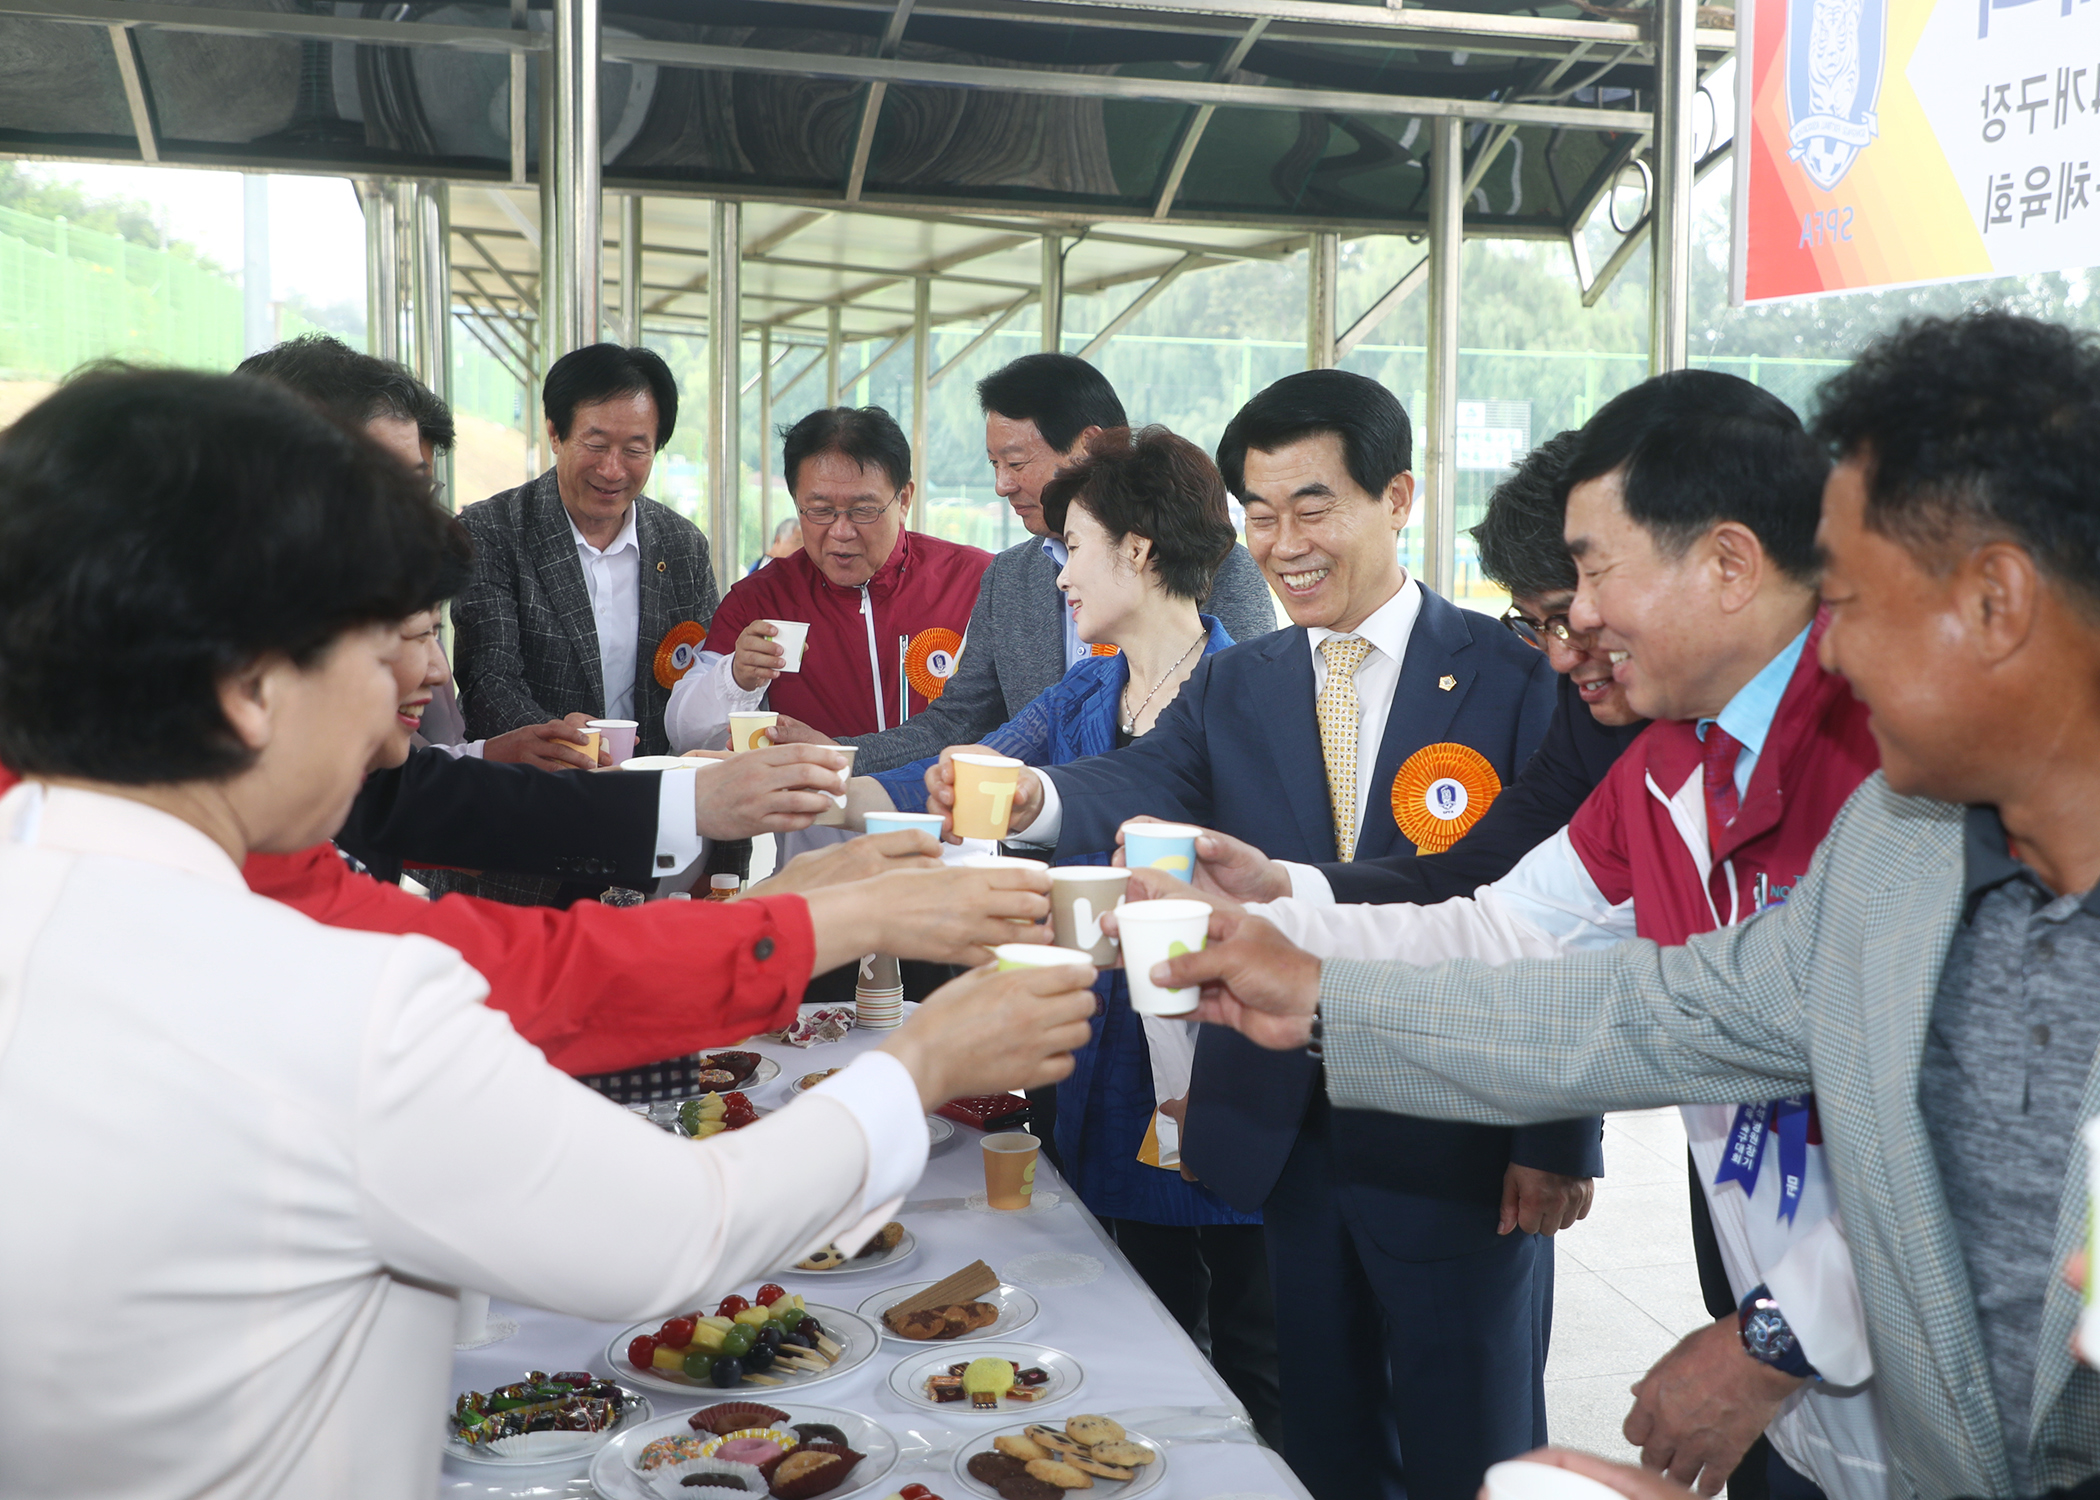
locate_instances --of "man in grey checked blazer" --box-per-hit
[1158,314,2100,1500]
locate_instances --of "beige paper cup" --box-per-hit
[1049,867,1131,965]
[728,711,778,752]
[993,943,1096,972]
[1117,897,1212,1016]
[586,718,639,764]
[982,1130,1040,1210]
[951,753,1025,840]
[813,746,859,826]
[762,619,811,672]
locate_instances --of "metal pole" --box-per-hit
[758,323,773,556]
[825,304,842,407]
[413,181,455,509]
[391,180,418,366]
[1306,230,1338,370]
[912,274,930,526]
[1422,116,1463,601]
[547,0,600,361]
[242,174,272,356]
[619,193,643,346]
[707,200,742,593]
[361,180,399,362]
[1039,234,1063,353]
[1649,0,1694,374]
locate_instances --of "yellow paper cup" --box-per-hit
[982,1131,1040,1210]
[728,711,778,752]
[951,753,1025,840]
[992,943,1096,972]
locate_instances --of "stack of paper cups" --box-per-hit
[855,951,904,1029]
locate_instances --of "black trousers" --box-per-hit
[1102,1217,1284,1450]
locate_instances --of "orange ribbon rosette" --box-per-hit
[1390,742,1502,854]
[904,627,964,701]
[652,620,708,690]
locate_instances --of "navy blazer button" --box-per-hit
[754,937,775,960]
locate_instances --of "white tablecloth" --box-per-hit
[439,1009,1310,1500]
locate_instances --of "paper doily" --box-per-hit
[1001,1251,1104,1289]
[965,1189,1061,1216]
[453,1316,518,1350]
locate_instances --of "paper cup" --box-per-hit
[982,1131,1040,1210]
[1049,867,1131,965]
[728,711,778,753]
[575,726,602,764]
[1121,820,1204,878]
[1117,898,1212,1016]
[1483,1461,1628,1500]
[866,811,947,840]
[960,854,1047,871]
[454,1289,490,1345]
[951,753,1025,841]
[762,619,811,672]
[813,746,858,826]
[993,943,1096,972]
[587,718,639,764]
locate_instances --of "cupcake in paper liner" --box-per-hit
[699,1428,798,1468]
[687,1402,792,1437]
[639,1455,769,1497]
[761,1441,865,1499]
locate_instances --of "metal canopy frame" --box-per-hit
[0,0,1729,578]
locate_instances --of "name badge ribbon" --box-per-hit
[1713,1095,1819,1224]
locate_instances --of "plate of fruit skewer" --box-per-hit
[608,1283,882,1398]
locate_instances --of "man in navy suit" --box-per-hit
[987,371,1599,1500]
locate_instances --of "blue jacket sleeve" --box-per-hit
[1040,656,1220,859]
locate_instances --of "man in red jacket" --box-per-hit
[666,406,991,746]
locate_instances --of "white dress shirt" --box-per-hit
[1039,535,1089,671]
[0,782,925,1499]
[1018,575,1421,849]
[572,504,641,720]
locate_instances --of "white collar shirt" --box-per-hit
[1304,574,1423,851]
[570,503,641,720]
[1039,534,1088,670]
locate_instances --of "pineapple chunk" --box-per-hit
[688,1321,728,1352]
[651,1344,688,1371]
[733,1305,773,1327]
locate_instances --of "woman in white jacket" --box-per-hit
[0,370,1096,1500]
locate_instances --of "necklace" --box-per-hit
[1120,631,1206,735]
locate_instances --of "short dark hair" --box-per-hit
[976,353,1127,453]
[1040,426,1238,603]
[543,344,678,449]
[1216,369,1413,502]
[1470,431,1582,599]
[1810,312,2100,609]
[237,334,456,454]
[0,370,465,784]
[780,406,912,496]
[1564,369,1826,582]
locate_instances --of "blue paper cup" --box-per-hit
[1120,820,1204,879]
[865,811,947,838]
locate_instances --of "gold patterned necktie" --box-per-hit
[1317,635,1373,861]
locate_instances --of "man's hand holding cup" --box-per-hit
[730,620,789,691]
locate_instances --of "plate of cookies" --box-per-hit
[859,1263,1038,1345]
[885,1342,1084,1416]
[954,1416,1164,1499]
[794,1222,918,1275]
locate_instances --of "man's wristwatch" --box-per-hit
[1306,1006,1323,1058]
[1737,1283,1820,1380]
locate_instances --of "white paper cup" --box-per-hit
[865,811,947,838]
[1483,1461,1628,1500]
[813,746,858,826]
[1117,897,1212,1016]
[763,619,811,672]
[993,943,1097,972]
[454,1289,490,1345]
[728,711,778,752]
[961,855,1048,871]
[1121,820,1205,878]
[587,718,639,764]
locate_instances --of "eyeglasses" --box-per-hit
[796,499,898,528]
[1500,607,1579,649]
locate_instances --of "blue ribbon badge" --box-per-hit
[1713,1095,1815,1224]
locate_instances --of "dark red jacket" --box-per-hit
[1566,611,1880,945]
[0,766,813,1075]
[704,530,991,737]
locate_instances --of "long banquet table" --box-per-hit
[439,1007,1311,1500]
